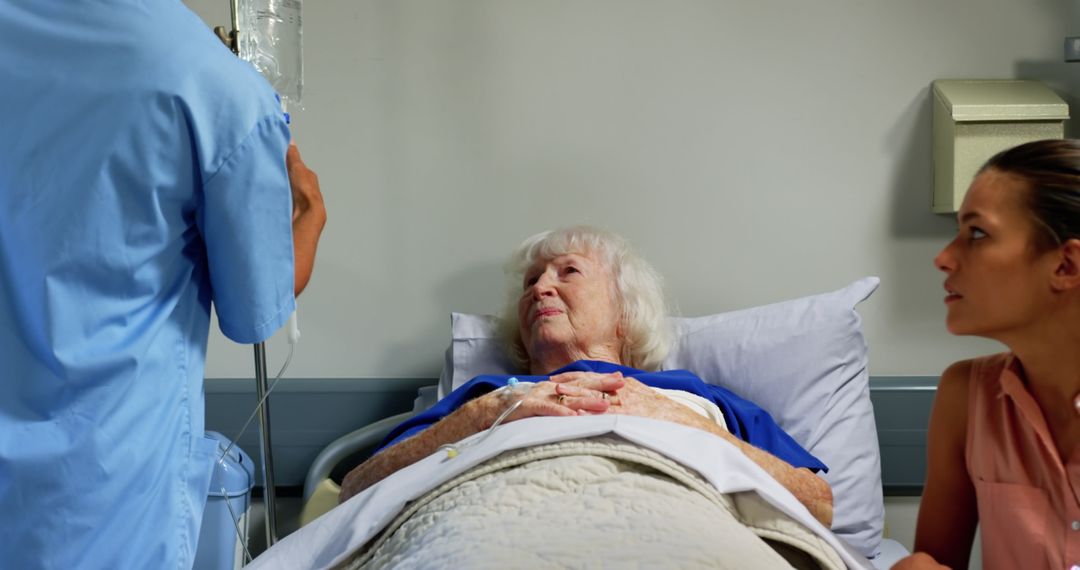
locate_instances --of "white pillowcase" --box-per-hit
[435,277,883,558]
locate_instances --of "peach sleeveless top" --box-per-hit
[966,353,1080,569]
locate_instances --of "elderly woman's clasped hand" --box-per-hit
[480,372,626,428]
[594,376,702,424]
[480,372,709,432]
[553,374,699,422]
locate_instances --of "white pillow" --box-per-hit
[663,277,883,558]
[436,277,883,558]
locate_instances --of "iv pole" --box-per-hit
[215,1,280,548]
[251,343,278,547]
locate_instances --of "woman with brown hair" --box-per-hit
[897,139,1080,569]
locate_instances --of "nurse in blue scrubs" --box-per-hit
[0,1,327,568]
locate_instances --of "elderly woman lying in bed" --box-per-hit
[340,226,833,528]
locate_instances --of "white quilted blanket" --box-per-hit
[247,416,873,570]
[342,437,844,569]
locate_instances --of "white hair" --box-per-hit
[499,226,671,371]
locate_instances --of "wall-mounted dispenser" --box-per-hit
[932,79,1068,213]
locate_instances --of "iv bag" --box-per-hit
[237,0,303,107]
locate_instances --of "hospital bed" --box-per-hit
[248,277,911,569]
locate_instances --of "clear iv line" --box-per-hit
[222,486,255,564]
[215,324,296,562]
[438,379,534,459]
[219,342,294,464]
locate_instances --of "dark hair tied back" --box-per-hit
[982,139,1080,251]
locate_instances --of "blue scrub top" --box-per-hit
[0,1,295,568]
[380,360,828,472]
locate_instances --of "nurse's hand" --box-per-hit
[287,143,326,296]
[288,143,322,221]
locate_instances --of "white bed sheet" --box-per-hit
[249,415,876,569]
[872,539,909,569]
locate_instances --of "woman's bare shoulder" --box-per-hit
[940,358,974,387]
[939,353,1007,401]
[932,359,975,421]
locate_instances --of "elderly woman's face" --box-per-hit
[517,252,622,362]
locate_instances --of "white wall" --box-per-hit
[183,0,1080,379]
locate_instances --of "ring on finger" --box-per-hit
[557,394,567,405]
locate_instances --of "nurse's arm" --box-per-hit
[286,142,325,296]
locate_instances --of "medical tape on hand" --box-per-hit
[439,377,534,460]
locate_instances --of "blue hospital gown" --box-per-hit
[380,360,828,472]
[0,1,295,568]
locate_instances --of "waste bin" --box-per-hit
[194,431,254,570]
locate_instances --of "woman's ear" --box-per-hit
[1050,238,1080,292]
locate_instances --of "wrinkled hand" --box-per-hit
[602,376,700,425]
[477,372,625,429]
[546,370,626,411]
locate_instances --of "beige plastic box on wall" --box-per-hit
[932,79,1069,213]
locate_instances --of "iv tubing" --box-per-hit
[219,343,293,561]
